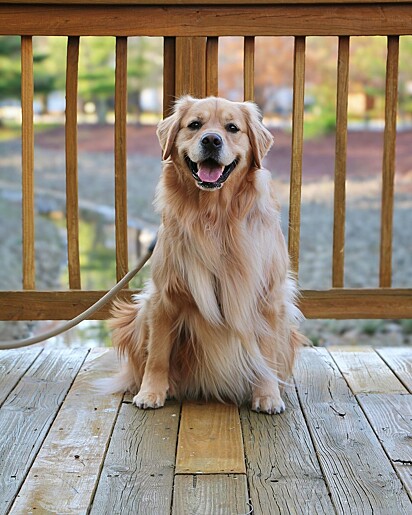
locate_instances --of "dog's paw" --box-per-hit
[133,390,167,409]
[252,395,286,415]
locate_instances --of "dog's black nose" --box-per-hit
[201,133,223,150]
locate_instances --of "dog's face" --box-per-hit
[157,96,273,191]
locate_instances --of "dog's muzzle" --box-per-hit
[185,133,238,190]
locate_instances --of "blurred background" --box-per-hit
[1,35,411,347]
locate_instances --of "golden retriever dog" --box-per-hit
[110,96,304,414]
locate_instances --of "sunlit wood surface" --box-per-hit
[1,346,411,514]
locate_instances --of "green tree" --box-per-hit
[0,36,21,100]
[0,36,59,114]
[78,36,163,124]
[78,37,116,123]
[128,37,163,123]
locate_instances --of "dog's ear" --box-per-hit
[242,102,273,169]
[157,96,195,160]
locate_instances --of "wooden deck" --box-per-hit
[1,346,411,514]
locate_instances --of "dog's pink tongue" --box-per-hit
[198,162,224,183]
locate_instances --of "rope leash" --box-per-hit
[0,238,156,350]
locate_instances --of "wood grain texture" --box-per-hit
[288,36,306,275]
[176,401,245,474]
[241,385,335,514]
[332,36,349,288]
[2,0,411,4]
[2,5,412,37]
[21,36,35,290]
[65,35,81,289]
[243,36,255,101]
[0,348,42,406]
[329,345,407,394]
[380,35,399,287]
[175,37,206,98]
[358,393,412,500]
[163,37,176,117]
[298,288,412,319]
[172,475,249,515]
[90,401,180,514]
[2,288,412,320]
[115,36,129,283]
[3,0,409,4]
[294,348,412,514]
[10,349,123,515]
[206,37,219,97]
[376,347,412,393]
[0,348,88,513]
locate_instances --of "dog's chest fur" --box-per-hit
[152,168,287,335]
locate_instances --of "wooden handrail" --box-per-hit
[1,0,411,4]
[1,4,412,37]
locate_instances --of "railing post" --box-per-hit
[21,35,35,290]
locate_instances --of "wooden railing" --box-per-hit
[0,0,411,321]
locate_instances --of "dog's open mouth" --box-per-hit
[185,156,238,190]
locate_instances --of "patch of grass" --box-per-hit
[305,333,324,347]
[400,319,412,335]
[303,112,336,139]
[0,123,20,141]
[0,121,61,141]
[360,319,385,336]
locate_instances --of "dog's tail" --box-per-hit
[109,299,141,356]
[104,296,149,393]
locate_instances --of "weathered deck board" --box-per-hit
[240,385,335,514]
[376,347,412,393]
[0,348,42,406]
[0,346,410,514]
[90,400,180,514]
[329,345,407,394]
[0,348,88,513]
[9,348,123,515]
[358,393,412,500]
[294,348,412,514]
[172,474,249,514]
[175,401,245,474]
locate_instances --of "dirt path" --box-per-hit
[35,124,412,181]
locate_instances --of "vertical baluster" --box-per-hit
[163,37,176,117]
[65,36,81,289]
[21,36,35,290]
[206,37,219,97]
[288,36,306,276]
[243,36,255,101]
[175,38,206,98]
[380,36,399,288]
[332,36,350,288]
[115,36,128,283]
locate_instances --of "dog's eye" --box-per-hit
[226,123,240,133]
[188,120,202,130]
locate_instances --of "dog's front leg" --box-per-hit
[133,302,173,409]
[252,315,287,415]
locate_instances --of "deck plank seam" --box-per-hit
[0,348,44,409]
[354,393,412,503]
[170,401,183,515]
[291,371,339,515]
[375,348,412,394]
[327,347,412,502]
[88,390,127,513]
[238,406,254,515]
[6,348,91,512]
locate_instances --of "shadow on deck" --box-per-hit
[1,346,411,514]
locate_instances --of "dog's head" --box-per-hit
[157,96,273,191]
